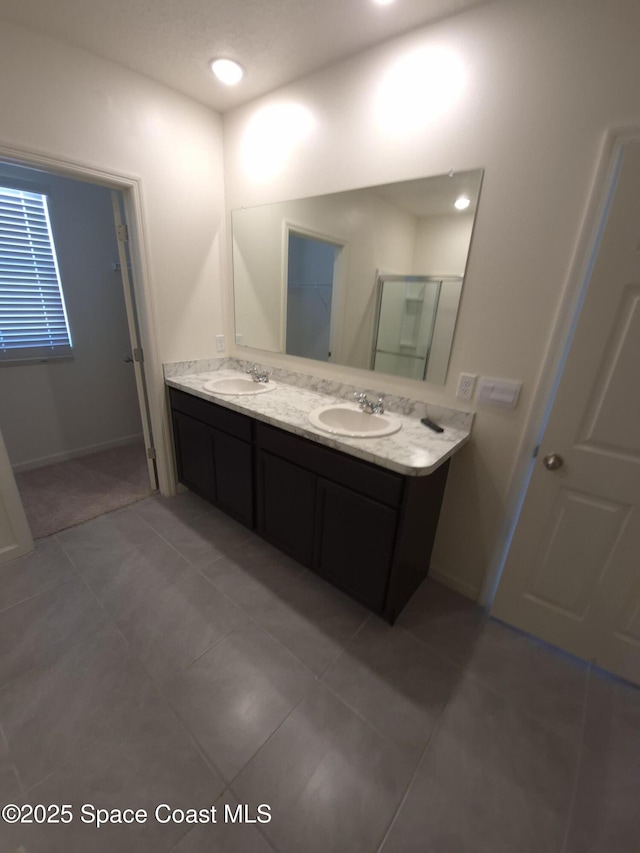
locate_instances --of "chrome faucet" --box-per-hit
[354,392,385,414]
[246,365,270,383]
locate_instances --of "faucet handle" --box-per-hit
[246,365,270,383]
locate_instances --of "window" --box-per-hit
[0,184,72,362]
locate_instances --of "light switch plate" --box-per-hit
[215,334,225,352]
[477,377,522,410]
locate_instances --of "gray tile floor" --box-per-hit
[0,492,638,852]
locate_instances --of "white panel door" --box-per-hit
[492,139,640,685]
[111,191,157,489]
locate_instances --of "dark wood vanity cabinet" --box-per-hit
[314,479,397,612]
[258,450,317,566]
[169,387,450,622]
[170,388,254,526]
[171,410,215,501]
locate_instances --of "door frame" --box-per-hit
[481,125,640,607]
[111,190,158,488]
[0,142,173,529]
[281,220,347,361]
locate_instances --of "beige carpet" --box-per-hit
[15,441,153,539]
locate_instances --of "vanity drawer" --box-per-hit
[169,388,252,441]
[255,421,403,508]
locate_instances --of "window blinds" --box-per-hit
[0,186,72,361]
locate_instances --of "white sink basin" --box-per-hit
[308,404,401,438]
[203,376,277,395]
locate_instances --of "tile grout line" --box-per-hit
[35,497,321,801]
[401,611,591,746]
[401,607,487,662]
[374,665,464,853]
[0,717,25,799]
[47,551,237,794]
[0,577,102,696]
[317,675,428,764]
[316,624,467,764]
[156,685,236,797]
[559,662,591,853]
[14,501,470,823]
[0,568,81,618]
[53,510,158,577]
[458,664,587,744]
[0,557,212,803]
[128,494,214,528]
[193,553,358,683]
[161,667,307,853]
[315,612,373,679]
[183,551,325,684]
[60,538,240,792]
[0,545,81,616]
[150,519,257,581]
[225,688,313,849]
[165,602,415,794]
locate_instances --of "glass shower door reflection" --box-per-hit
[372,276,441,380]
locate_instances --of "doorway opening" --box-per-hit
[284,229,343,362]
[0,159,157,539]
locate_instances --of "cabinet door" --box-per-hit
[213,429,254,527]
[172,411,215,501]
[257,450,316,566]
[315,478,397,613]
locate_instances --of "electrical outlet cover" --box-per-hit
[456,372,477,400]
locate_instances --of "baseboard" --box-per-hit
[429,564,481,603]
[12,434,145,473]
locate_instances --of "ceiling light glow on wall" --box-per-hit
[241,102,315,182]
[455,195,471,210]
[372,0,396,5]
[376,46,466,135]
[211,58,244,85]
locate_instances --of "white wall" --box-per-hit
[412,214,471,383]
[413,213,474,276]
[0,21,226,364]
[0,163,143,470]
[0,19,226,528]
[222,0,640,598]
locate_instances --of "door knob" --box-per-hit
[543,453,564,471]
[124,356,134,363]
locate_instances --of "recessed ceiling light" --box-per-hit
[455,195,471,210]
[210,58,244,86]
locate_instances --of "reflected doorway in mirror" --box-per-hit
[285,229,343,362]
[232,168,483,385]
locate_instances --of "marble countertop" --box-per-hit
[165,367,472,477]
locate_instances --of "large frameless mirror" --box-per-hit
[232,168,483,384]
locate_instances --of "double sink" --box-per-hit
[202,374,402,439]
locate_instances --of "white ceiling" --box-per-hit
[0,0,488,113]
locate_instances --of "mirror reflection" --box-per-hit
[232,169,483,384]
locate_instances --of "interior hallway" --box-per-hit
[0,491,638,852]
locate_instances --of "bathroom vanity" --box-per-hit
[166,367,471,623]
